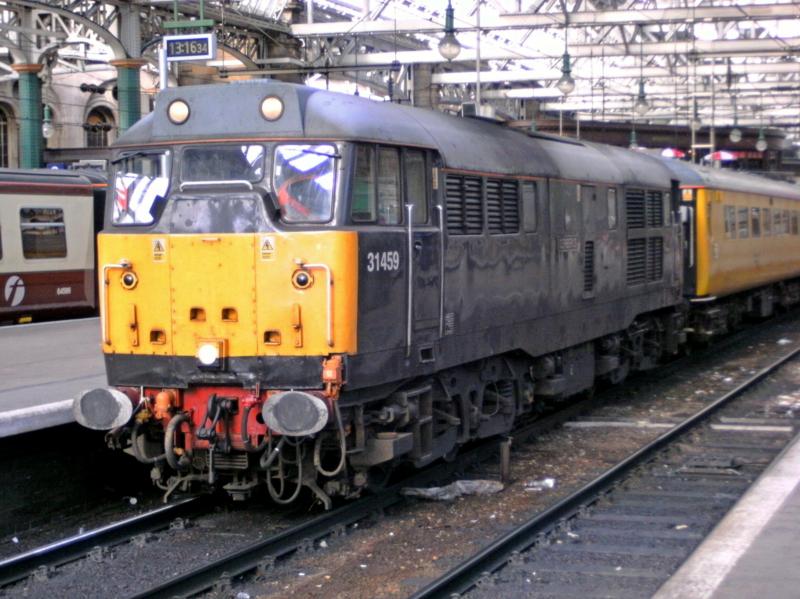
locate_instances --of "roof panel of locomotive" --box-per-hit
[122,81,678,189]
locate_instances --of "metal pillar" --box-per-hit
[110,59,146,133]
[12,64,43,168]
[412,64,435,109]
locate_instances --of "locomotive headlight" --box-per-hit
[260,96,284,121]
[167,99,190,125]
[197,343,220,366]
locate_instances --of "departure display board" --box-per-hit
[164,34,216,62]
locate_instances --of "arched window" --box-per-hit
[0,107,8,167]
[84,107,114,148]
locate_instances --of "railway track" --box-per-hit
[0,496,208,588]
[410,346,800,598]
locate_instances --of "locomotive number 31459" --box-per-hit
[366,251,400,272]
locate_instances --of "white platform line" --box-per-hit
[710,423,794,433]
[0,399,74,438]
[653,433,800,599]
[564,420,675,429]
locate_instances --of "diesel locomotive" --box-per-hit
[73,80,800,505]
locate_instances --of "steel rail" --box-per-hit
[0,495,208,587]
[409,344,800,599]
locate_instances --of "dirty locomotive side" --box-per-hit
[73,80,800,505]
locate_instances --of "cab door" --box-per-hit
[405,149,441,357]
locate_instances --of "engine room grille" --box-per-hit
[446,175,483,235]
[626,189,646,229]
[627,237,664,285]
[627,238,647,285]
[647,237,664,281]
[486,179,520,234]
[583,241,595,293]
[647,191,664,227]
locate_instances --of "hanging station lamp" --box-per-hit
[556,28,575,96]
[755,94,767,152]
[633,30,649,116]
[634,79,649,116]
[690,98,702,131]
[438,1,461,61]
[755,128,768,152]
[42,104,54,139]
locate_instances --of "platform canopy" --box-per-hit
[0,0,797,146]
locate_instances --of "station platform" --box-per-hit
[0,318,105,437]
[655,429,800,599]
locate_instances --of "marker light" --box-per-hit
[167,99,190,125]
[197,343,220,366]
[260,96,284,121]
[121,271,138,290]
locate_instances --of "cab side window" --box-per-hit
[607,188,617,229]
[405,149,428,224]
[522,181,537,232]
[351,145,404,225]
[351,145,376,222]
[377,147,401,225]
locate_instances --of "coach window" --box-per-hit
[522,181,537,232]
[751,207,761,237]
[724,206,736,239]
[377,147,402,225]
[607,188,617,229]
[20,208,67,259]
[792,211,799,235]
[405,150,428,224]
[762,208,771,236]
[737,207,749,239]
[772,209,782,235]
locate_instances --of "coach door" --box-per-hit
[680,189,697,296]
[405,149,441,359]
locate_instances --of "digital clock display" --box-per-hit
[164,34,216,62]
